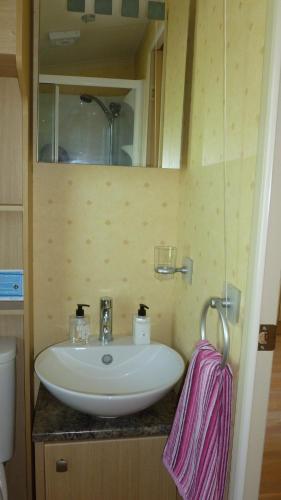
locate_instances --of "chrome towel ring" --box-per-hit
[200,297,231,368]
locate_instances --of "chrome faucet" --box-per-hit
[99,297,113,343]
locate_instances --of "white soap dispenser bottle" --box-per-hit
[133,304,151,345]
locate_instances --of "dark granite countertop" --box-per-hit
[32,385,179,443]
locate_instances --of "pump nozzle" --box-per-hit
[76,304,90,317]
[138,304,149,317]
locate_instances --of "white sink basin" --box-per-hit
[35,337,184,417]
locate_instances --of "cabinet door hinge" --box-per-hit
[258,324,277,351]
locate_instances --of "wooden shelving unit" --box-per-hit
[0,302,24,315]
[0,1,32,499]
[0,76,26,500]
[0,212,23,269]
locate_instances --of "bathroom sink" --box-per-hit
[35,337,185,417]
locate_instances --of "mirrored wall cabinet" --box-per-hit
[34,0,190,168]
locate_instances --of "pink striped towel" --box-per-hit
[163,340,232,500]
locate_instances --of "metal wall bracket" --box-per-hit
[155,256,193,285]
[224,283,241,324]
[180,257,193,285]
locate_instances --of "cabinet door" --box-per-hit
[44,436,177,500]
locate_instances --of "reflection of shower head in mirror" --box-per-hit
[80,94,93,104]
[80,94,121,121]
[109,102,121,118]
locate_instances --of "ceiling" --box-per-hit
[39,0,165,70]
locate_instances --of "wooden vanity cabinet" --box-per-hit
[35,436,179,500]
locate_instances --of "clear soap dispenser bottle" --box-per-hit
[133,304,151,345]
[69,304,91,344]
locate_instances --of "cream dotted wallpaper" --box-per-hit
[173,0,268,370]
[33,166,180,355]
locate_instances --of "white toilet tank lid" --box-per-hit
[0,337,16,363]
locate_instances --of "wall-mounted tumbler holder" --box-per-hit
[154,246,193,284]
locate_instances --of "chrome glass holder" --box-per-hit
[155,257,193,284]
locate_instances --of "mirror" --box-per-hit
[36,0,189,168]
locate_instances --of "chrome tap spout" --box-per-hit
[99,297,113,343]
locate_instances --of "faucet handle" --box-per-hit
[100,297,112,309]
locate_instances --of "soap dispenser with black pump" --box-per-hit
[69,304,91,344]
[133,304,151,345]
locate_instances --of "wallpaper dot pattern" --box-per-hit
[174,0,267,369]
[34,166,180,354]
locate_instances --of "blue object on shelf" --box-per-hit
[0,270,24,301]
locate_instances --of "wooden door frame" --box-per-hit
[229,2,281,499]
